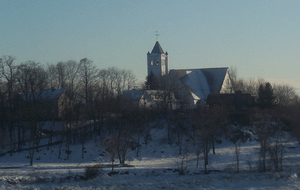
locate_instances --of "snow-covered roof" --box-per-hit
[170,67,229,101]
[21,88,67,101]
[123,90,144,101]
[151,41,164,54]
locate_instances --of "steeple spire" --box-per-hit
[151,41,164,54]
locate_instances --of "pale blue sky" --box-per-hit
[1,0,300,88]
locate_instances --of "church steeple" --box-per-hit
[151,41,164,54]
[147,41,168,78]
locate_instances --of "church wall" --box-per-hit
[220,70,234,94]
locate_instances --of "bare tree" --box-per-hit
[155,73,190,144]
[158,74,180,111]
[243,78,261,95]
[65,60,81,101]
[173,112,189,155]
[47,62,68,89]
[192,108,211,174]
[273,83,299,108]
[226,66,267,96]
[47,63,59,89]
[0,55,18,151]
[252,111,275,172]
[122,69,136,91]
[0,85,5,150]
[195,134,203,169]
[16,61,48,165]
[208,106,228,154]
[130,110,147,157]
[79,58,98,103]
[235,141,241,173]
[47,60,81,101]
[115,113,133,165]
[103,136,119,171]
[268,130,284,171]
[176,153,189,175]
[191,105,227,173]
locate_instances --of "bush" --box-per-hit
[85,164,102,180]
[176,154,189,175]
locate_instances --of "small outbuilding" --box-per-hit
[21,88,71,119]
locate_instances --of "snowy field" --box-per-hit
[0,127,300,189]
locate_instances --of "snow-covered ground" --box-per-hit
[1,126,300,189]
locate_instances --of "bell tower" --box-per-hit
[147,41,168,78]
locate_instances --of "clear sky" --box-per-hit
[1,0,300,90]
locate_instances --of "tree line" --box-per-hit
[0,55,138,164]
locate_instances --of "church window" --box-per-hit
[156,60,159,65]
[151,61,153,66]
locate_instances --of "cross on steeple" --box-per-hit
[155,31,160,41]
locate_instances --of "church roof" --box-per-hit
[151,41,164,54]
[169,67,229,101]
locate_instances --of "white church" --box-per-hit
[124,41,232,109]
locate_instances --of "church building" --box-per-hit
[146,40,232,109]
[123,40,233,110]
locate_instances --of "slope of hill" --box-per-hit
[0,125,300,189]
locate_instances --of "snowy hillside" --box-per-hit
[0,125,300,189]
